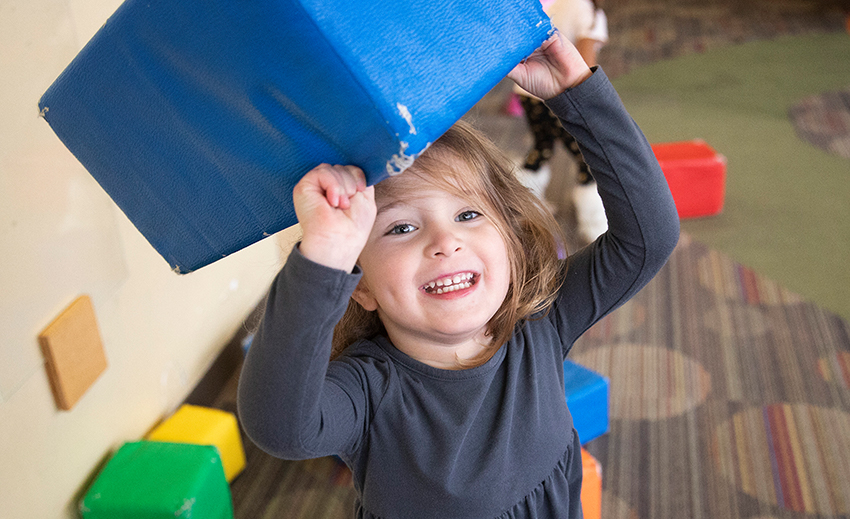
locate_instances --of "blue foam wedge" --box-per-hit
[39,0,552,272]
[564,359,610,444]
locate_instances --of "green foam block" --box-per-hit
[80,441,233,519]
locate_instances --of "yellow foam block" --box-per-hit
[147,404,245,482]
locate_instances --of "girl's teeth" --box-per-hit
[434,282,472,294]
[425,273,474,293]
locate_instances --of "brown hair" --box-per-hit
[331,120,567,365]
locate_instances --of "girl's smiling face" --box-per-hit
[352,164,512,369]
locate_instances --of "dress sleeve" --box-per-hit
[544,67,680,355]
[237,246,369,460]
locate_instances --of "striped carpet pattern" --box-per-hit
[570,234,850,519]
[714,403,850,515]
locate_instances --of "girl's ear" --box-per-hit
[351,280,379,311]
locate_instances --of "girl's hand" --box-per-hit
[508,31,593,100]
[293,164,376,273]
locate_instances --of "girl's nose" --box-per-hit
[426,227,462,258]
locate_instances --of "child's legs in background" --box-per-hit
[520,95,561,172]
[518,95,608,243]
[559,132,591,186]
[517,95,557,200]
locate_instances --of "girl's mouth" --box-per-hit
[422,272,476,294]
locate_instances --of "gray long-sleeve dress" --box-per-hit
[238,68,680,519]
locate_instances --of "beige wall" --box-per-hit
[0,1,292,516]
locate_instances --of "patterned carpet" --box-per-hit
[789,86,850,160]
[572,235,850,518]
[192,1,850,518]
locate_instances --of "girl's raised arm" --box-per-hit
[238,165,376,461]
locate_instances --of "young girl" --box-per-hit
[238,32,679,519]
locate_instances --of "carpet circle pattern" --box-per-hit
[572,344,712,421]
[789,86,850,159]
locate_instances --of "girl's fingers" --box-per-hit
[343,165,367,192]
[309,164,366,209]
[329,165,364,209]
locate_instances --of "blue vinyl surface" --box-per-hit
[39,0,551,272]
[564,359,610,444]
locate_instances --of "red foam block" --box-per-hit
[652,139,726,219]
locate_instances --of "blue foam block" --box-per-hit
[564,359,609,444]
[39,0,552,273]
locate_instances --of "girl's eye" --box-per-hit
[388,223,416,235]
[456,210,481,222]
